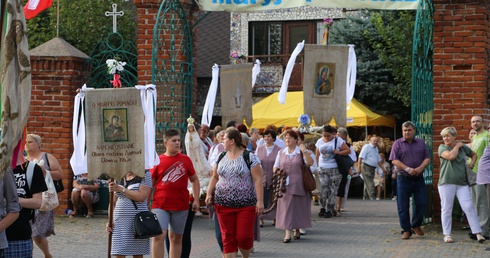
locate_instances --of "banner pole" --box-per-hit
[107,178,114,258]
[0,0,6,54]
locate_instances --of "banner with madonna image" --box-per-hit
[85,88,145,180]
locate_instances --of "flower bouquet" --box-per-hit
[230,51,246,64]
[321,18,334,45]
[298,114,311,133]
[106,58,126,88]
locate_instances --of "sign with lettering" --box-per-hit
[85,88,145,180]
[198,0,419,11]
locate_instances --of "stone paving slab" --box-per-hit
[33,199,489,257]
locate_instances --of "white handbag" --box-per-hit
[39,170,60,211]
[26,161,60,212]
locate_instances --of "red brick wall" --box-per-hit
[28,56,88,214]
[433,0,490,221]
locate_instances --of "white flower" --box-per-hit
[106,59,126,75]
[115,62,126,73]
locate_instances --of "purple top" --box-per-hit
[477,146,490,185]
[389,137,430,176]
[256,144,281,188]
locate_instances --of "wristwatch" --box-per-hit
[122,187,127,194]
[405,167,411,173]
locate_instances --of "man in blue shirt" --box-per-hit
[358,136,383,200]
[389,121,431,240]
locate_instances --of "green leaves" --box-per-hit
[330,10,414,121]
[26,0,137,55]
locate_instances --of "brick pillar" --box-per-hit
[432,0,490,222]
[28,55,88,214]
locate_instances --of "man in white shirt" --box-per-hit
[357,137,383,200]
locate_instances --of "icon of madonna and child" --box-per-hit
[315,63,335,97]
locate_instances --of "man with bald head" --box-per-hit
[469,116,490,239]
[358,136,385,200]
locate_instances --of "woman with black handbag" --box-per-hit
[335,127,357,215]
[273,130,313,243]
[315,125,351,218]
[106,171,153,257]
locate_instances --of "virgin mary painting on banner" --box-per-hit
[314,63,335,97]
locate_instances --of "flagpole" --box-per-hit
[56,0,59,37]
[0,0,5,117]
[0,0,6,50]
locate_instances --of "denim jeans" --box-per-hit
[215,212,223,252]
[397,174,427,233]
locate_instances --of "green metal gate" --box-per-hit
[152,0,194,153]
[411,0,434,224]
[87,32,138,89]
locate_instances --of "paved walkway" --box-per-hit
[34,199,489,257]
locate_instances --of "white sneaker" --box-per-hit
[376,198,380,201]
[195,211,203,216]
[299,229,306,235]
[392,196,397,201]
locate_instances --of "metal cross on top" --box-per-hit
[105,3,124,33]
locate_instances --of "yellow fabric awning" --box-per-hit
[346,98,396,127]
[251,92,395,130]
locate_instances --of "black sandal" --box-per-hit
[293,230,301,240]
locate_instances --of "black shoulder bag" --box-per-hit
[334,137,354,175]
[44,153,64,193]
[125,178,163,239]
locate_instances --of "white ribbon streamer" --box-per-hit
[201,64,220,126]
[252,59,261,88]
[135,84,160,169]
[278,40,305,104]
[70,84,92,176]
[346,45,357,109]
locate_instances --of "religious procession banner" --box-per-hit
[197,0,420,12]
[85,88,145,180]
[220,63,253,127]
[303,44,349,126]
[0,0,32,177]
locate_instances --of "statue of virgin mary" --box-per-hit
[185,116,212,179]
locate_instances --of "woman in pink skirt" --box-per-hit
[273,130,313,243]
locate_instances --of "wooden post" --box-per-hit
[0,0,7,51]
[107,178,114,258]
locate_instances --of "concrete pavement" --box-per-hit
[34,199,489,257]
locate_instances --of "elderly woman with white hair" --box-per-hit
[25,133,64,258]
[438,127,485,243]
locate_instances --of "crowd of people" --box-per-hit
[3,116,490,257]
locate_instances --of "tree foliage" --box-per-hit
[26,0,137,55]
[330,10,414,121]
[369,10,415,108]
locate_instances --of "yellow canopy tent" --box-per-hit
[251,92,395,131]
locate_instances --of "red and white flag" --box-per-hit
[24,0,53,20]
